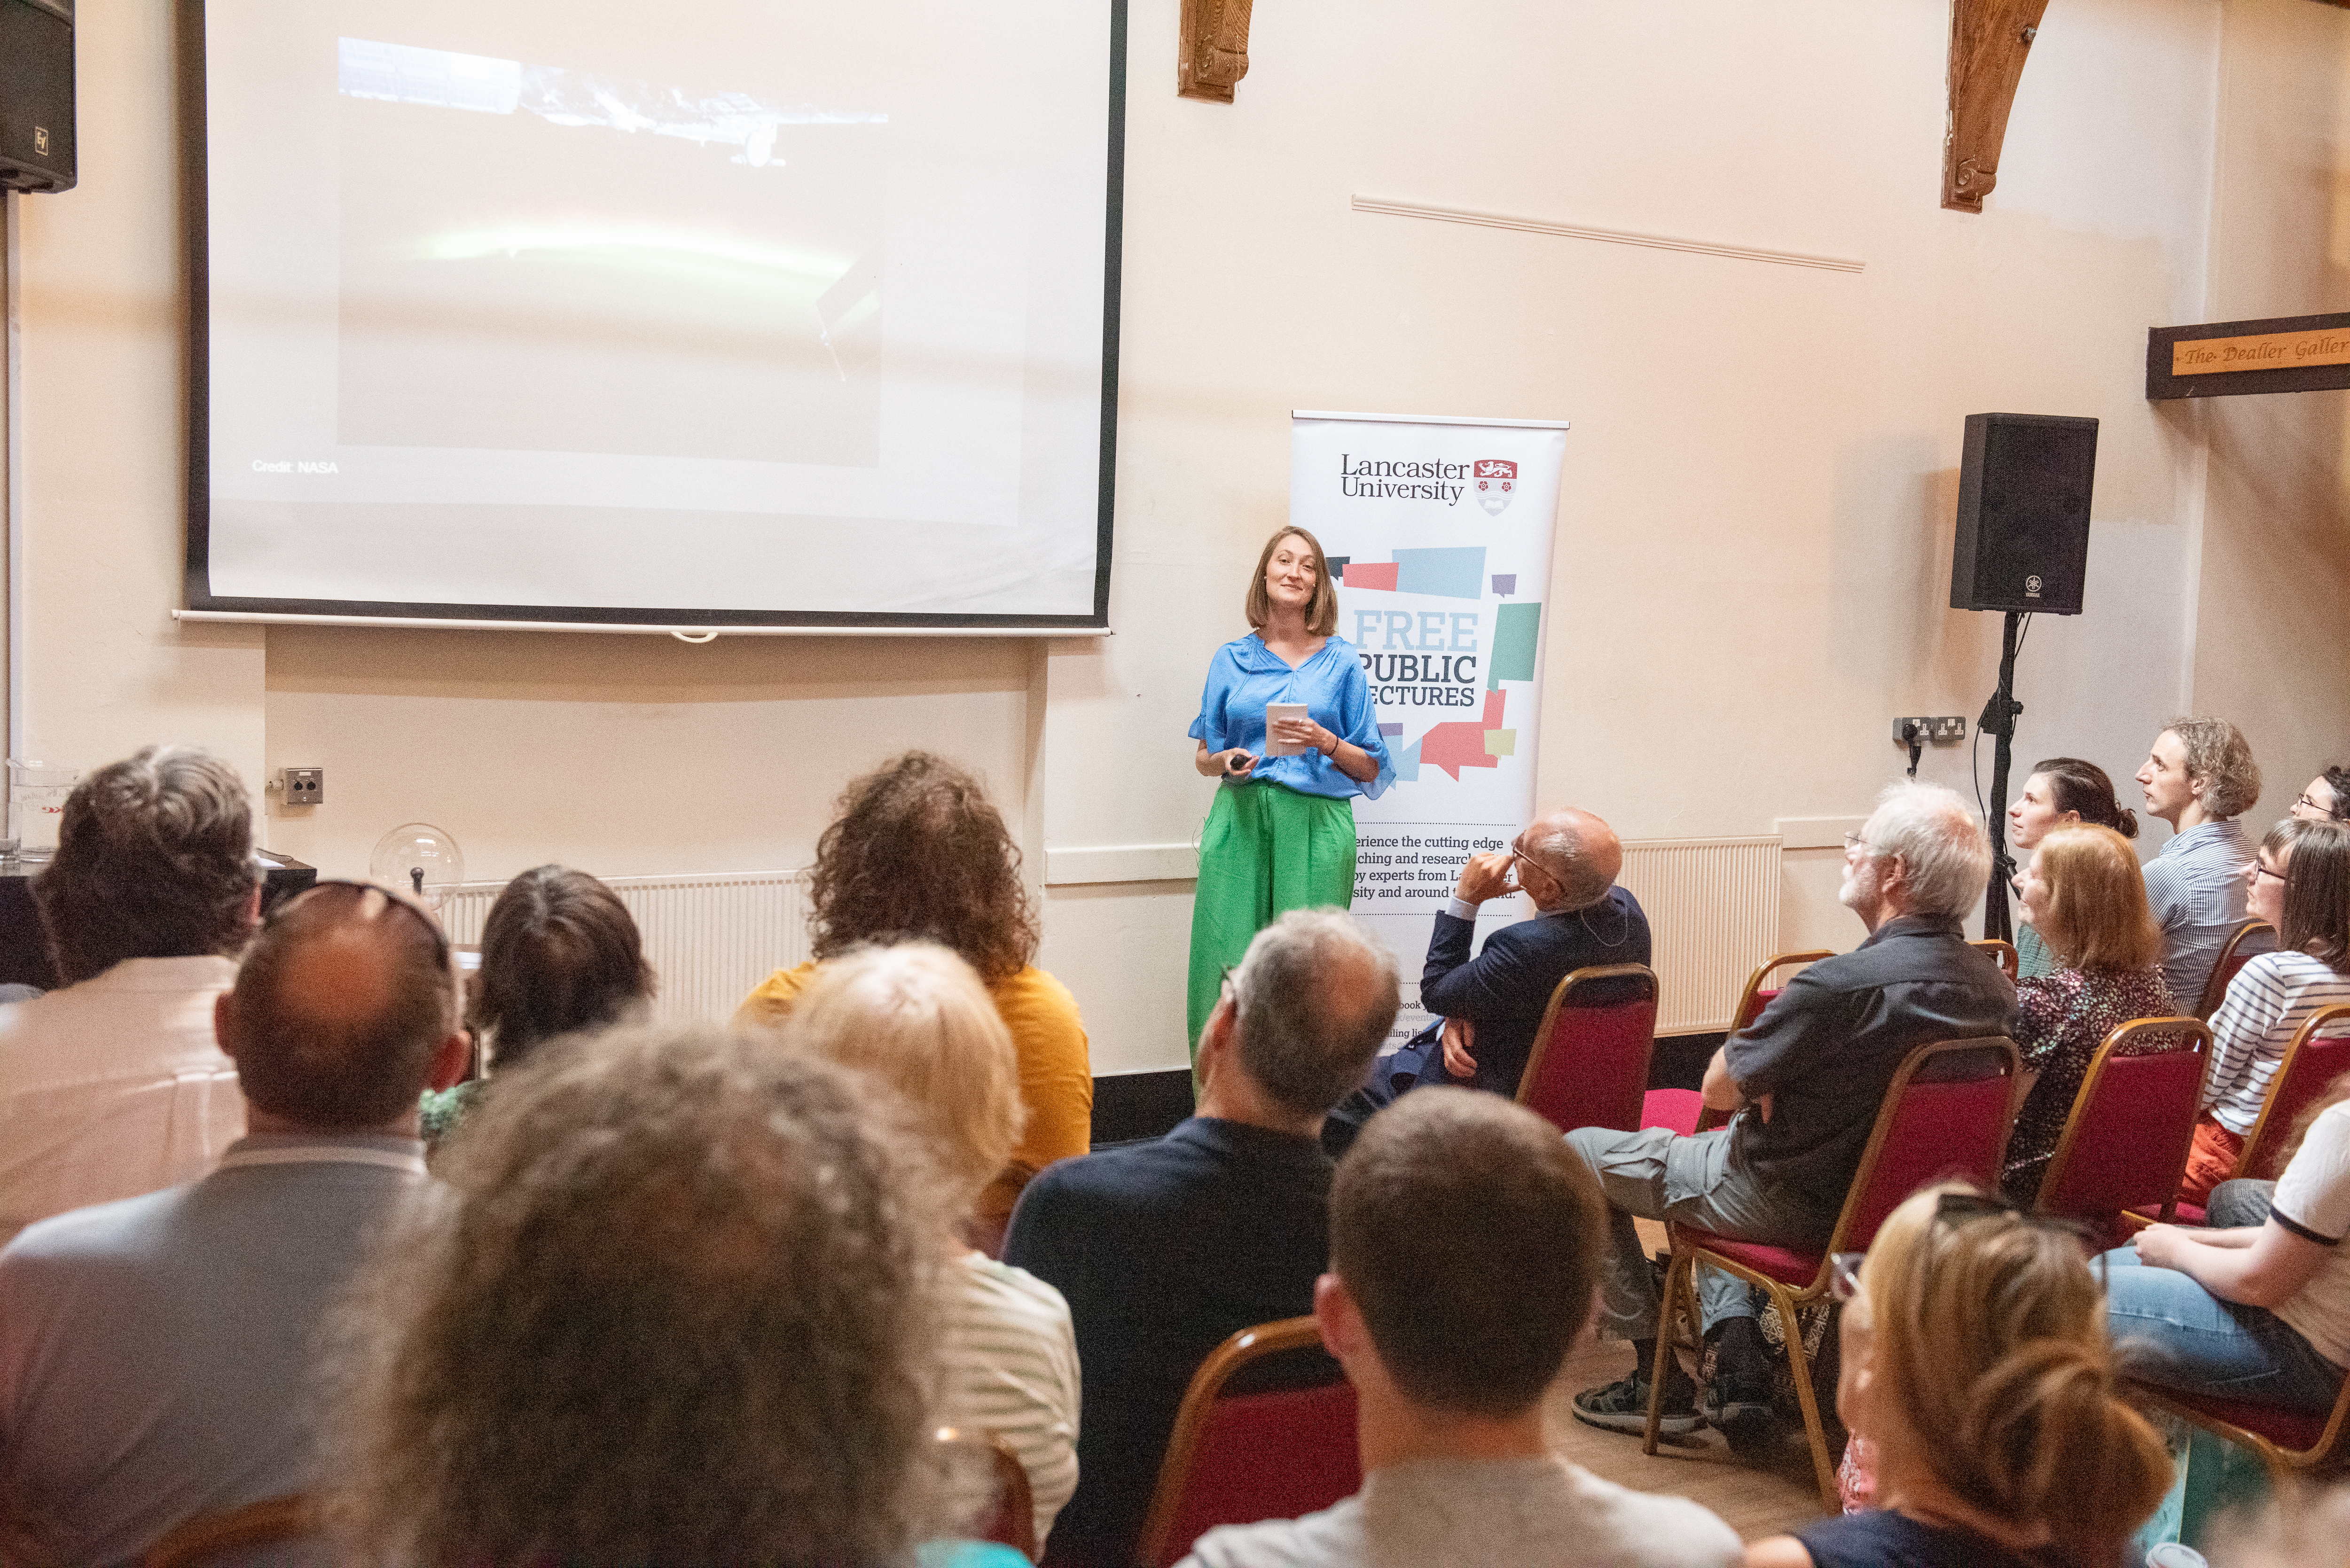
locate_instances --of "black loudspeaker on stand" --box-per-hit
[1949,412,2099,941]
[0,0,77,195]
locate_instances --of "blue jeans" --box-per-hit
[2103,1244,2345,1415]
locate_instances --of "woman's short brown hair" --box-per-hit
[2032,824,2163,973]
[810,752,1036,983]
[2162,717,2263,820]
[1243,526,1339,638]
[472,866,656,1071]
[2274,817,2350,973]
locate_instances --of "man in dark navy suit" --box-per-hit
[1321,808,1651,1152]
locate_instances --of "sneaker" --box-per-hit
[1704,1369,1776,1454]
[1571,1365,1701,1436]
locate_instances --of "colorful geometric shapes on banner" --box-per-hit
[1484,729,1516,757]
[1416,691,1509,780]
[1392,547,1487,600]
[1393,740,1422,782]
[1378,722,1403,736]
[1341,561,1400,590]
[1325,557,1350,573]
[1488,601,1542,690]
[1490,573,1517,595]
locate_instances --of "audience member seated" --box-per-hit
[1568,781,2013,1449]
[2184,817,2350,1205]
[1181,1089,1741,1568]
[0,747,259,1243]
[2006,756,2138,980]
[2108,1068,2350,1420]
[2137,717,2261,1010]
[419,863,654,1143]
[2295,764,2350,826]
[327,1024,1024,1568]
[1323,807,1648,1153]
[1746,1185,2170,1568]
[737,751,1091,1224]
[1004,908,1399,1568]
[781,942,1081,1549]
[0,882,469,1567]
[1999,823,2175,1201]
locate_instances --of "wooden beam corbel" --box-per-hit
[1943,0,2051,212]
[1177,0,1253,103]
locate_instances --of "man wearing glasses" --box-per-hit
[1567,782,2013,1452]
[0,882,470,1567]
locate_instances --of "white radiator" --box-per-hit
[1614,836,1782,1035]
[439,870,811,1027]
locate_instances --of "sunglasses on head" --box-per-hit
[1827,1192,2107,1303]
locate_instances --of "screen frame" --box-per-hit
[176,0,1124,632]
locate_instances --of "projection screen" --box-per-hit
[183,0,1124,631]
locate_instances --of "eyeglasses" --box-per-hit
[1829,1194,2109,1303]
[2298,793,2341,819]
[266,878,453,971]
[1842,833,1872,854]
[2254,860,2287,883]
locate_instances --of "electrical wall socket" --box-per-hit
[282,767,324,806]
[1891,718,1967,745]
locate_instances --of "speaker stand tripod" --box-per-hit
[1978,610,2027,943]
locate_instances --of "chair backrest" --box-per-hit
[1731,950,1834,1032]
[141,1496,316,1568]
[2238,1004,2350,1183]
[1134,1317,1360,1568]
[935,1427,1035,1560]
[2033,1017,2211,1228]
[2196,919,2278,1021]
[1514,965,1658,1134]
[1824,1037,2021,1257]
[1972,939,2020,980]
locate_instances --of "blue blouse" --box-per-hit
[1189,634,1394,801]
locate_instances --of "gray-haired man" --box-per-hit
[1006,908,1401,1568]
[1567,782,2014,1448]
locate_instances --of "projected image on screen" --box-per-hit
[192,0,1121,626]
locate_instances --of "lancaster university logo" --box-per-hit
[1473,460,1516,516]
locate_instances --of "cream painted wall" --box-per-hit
[2188,0,2350,837]
[7,0,2347,1079]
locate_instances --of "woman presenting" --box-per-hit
[1187,525,1393,1056]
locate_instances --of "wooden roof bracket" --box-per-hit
[1943,0,2052,211]
[1178,0,1253,102]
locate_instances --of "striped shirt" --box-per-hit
[941,1251,1081,1552]
[2203,951,2350,1134]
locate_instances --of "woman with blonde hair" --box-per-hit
[1747,1185,2171,1568]
[1184,525,1392,1057]
[783,942,1080,1552]
[2000,823,2174,1201]
[736,751,1092,1227]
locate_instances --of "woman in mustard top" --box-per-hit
[735,751,1091,1231]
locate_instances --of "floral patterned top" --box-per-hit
[1999,963,2175,1203]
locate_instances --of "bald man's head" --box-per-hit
[1520,808,1621,913]
[221,883,461,1130]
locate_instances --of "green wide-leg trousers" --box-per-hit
[1184,781,1359,1063]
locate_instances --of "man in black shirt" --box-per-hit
[1004,908,1400,1568]
[1565,782,2014,1447]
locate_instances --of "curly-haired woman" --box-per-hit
[735,752,1091,1229]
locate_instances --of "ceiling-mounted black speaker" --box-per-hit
[1949,412,2097,616]
[0,0,75,194]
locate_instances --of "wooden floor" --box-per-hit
[1534,1218,1832,1543]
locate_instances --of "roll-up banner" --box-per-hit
[1290,410,1567,1047]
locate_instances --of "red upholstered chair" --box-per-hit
[1656,950,1838,1137]
[2133,1376,2350,1480]
[1642,1036,2021,1510]
[1133,1317,1359,1568]
[1973,939,2020,979]
[141,1496,317,1568]
[2142,1002,2350,1228]
[936,1427,1036,1560]
[2031,1017,2210,1248]
[1513,964,1660,1136]
[2194,919,2277,1021]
